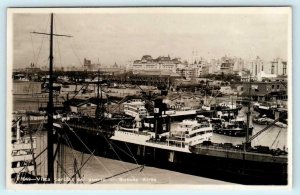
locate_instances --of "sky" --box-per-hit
[11,8,290,68]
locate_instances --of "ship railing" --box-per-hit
[146,139,184,148]
[194,144,244,152]
[146,139,168,145]
[118,126,139,132]
[18,137,37,144]
[67,123,107,133]
[193,144,288,156]
[117,128,150,136]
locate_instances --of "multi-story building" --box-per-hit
[132,55,182,73]
[175,60,205,79]
[248,57,287,81]
[240,80,287,101]
[201,64,211,76]
[83,58,100,71]
[270,58,287,76]
[209,59,221,74]
[219,56,234,74]
[250,56,264,77]
[233,57,245,72]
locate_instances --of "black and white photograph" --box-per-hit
[7,7,292,188]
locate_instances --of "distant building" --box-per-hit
[132,55,182,72]
[219,86,236,95]
[129,69,180,86]
[13,81,42,94]
[233,57,245,72]
[209,59,222,74]
[25,67,41,73]
[220,56,234,74]
[176,68,185,78]
[240,69,252,82]
[174,59,206,79]
[239,80,287,101]
[183,67,198,79]
[201,64,211,76]
[25,63,41,73]
[113,62,118,68]
[270,58,287,76]
[100,67,126,75]
[84,58,92,66]
[249,56,288,81]
[250,56,264,77]
[83,58,100,71]
[68,99,97,117]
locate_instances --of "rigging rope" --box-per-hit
[55,159,73,182]
[271,128,283,148]
[124,142,146,178]
[60,126,83,182]
[30,33,37,65]
[91,165,144,184]
[63,122,113,176]
[65,92,146,171]
[54,18,63,69]
[64,118,139,179]
[253,125,274,146]
[67,150,96,184]
[31,16,50,68]
[62,127,78,161]
[247,113,287,143]
[107,140,141,163]
[55,16,83,67]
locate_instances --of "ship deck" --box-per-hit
[191,145,287,164]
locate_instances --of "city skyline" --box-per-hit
[11,8,290,68]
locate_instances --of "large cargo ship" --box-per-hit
[56,97,288,185]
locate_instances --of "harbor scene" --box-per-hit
[9,8,290,186]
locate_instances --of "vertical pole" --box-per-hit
[27,115,38,177]
[96,70,100,118]
[16,119,20,144]
[245,75,251,151]
[74,159,77,184]
[100,71,103,114]
[47,13,54,183]
[154,116,158,140]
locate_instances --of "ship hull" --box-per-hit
[61,127,287,185]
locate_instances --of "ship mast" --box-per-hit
[47,13,55,183]
[31,13,72,183]
[96,69,104,119]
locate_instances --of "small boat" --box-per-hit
[213,118,253,137]
[253,115,274,125]
[253,116,288,128]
